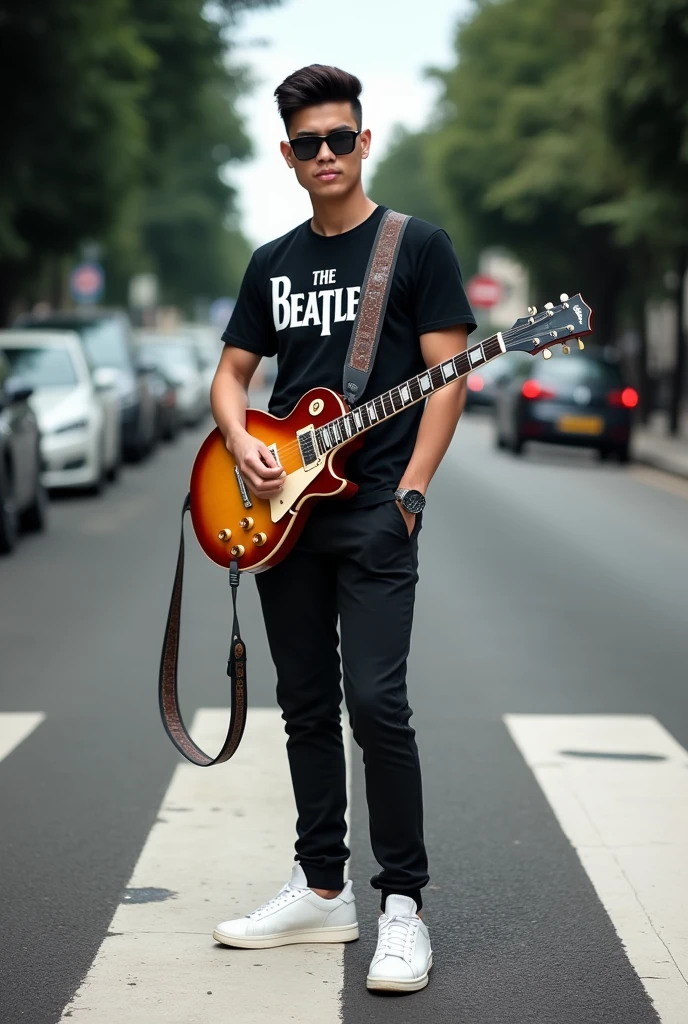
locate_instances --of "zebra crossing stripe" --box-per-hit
[0,712,45,764]
[505,714,688,1023]
[59,708,350,1023]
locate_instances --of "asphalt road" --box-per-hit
[1,406,687,1023]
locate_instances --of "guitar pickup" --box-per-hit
[296,425,322,471]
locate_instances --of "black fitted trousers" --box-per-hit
[255,498,429,911]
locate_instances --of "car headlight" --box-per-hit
[52,418,89,434]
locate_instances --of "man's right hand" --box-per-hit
[229,430,286,499]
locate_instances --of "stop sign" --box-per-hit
[466,274,503,309]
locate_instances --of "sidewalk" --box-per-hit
[633,410,688,479]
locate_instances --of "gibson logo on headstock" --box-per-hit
[573,304,584,324]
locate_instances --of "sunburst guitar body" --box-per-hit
[190,387,361,572]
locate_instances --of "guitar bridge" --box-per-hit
[234,465,253,509]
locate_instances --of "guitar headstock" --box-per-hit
[503,293,593,359]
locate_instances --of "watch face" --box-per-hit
[402,490,426,514]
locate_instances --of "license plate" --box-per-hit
[557,415,604,435]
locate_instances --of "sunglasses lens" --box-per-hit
[328,131,357,155]
[291,138,319,161]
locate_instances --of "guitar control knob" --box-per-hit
[239,517,254,531]
[218,529,232,542]
[230,544,245,558]
[253,532,267,547]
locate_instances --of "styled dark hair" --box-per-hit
[274,65,362,134]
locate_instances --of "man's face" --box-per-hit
[280,101,370,199]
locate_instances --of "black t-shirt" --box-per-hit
[222,205,476,507]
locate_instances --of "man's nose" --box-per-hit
[316,141,335,161]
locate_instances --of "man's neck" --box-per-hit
[309,189,378,238]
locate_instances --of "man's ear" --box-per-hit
[360,128,371,160]
[280,140,293,168]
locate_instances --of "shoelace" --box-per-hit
[377,914,419,958]
[248,882,302,919]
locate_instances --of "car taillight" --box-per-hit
[467,373,484,392]
[521,380,557,400]
[608,387,638,409]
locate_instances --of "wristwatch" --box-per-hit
[394,488,426,514]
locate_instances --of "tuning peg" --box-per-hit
[544,301,554,310]
[528,305,537,315]
[532,337,540,346]
[578,339,585,351]
[543,349,552,360]
[561,344,570,355]
[560,293,569,302]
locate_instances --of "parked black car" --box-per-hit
[14,309,157,462]
[0,352,48,554]
[494,353,637,462]
[136,355,181,443]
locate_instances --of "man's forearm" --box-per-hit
[399,380,466,493]
[210,368,250,451]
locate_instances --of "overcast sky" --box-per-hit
[230,0,470,248]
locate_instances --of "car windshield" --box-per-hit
[536,358,622,386]
[26,318,130,370]
[2,346,78,387]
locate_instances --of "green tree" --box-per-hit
[0,0,152,322]
[430,0,632,343]
[584,0,688,432]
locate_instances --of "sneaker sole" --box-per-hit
[212,922,360,949]
[366,953,433,993]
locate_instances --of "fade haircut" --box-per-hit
[274,65,362,135]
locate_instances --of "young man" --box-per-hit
[210,64,476,993]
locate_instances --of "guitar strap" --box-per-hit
[343,209,410,406]
[158,495,247,766]
[159,208,409,766]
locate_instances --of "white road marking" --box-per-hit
[505,714,688,1023]
[0,712,45,763]
[60,708,351,1023]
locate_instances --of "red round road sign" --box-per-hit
[466,274,503,309]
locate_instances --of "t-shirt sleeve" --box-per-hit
[413,229,477,336]
[221,252,277,357]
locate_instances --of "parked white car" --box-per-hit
[135,332,207,426]
[0,330,121,493]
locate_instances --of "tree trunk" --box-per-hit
[0,264,22,328]
[668,245,687,436]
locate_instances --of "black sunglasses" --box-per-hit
[288,129,361,162]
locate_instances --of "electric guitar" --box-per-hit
[190,293,593,572]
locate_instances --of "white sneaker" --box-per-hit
[213,864,359,949]
[366,894,432,992]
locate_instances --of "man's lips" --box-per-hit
[315,170,340,180]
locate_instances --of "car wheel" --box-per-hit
[106,456,120,483]
[22,468,48,533]
[616,443,630,464]
[495,431,507,450]
[509,433,524,456]
[0,472,18,554]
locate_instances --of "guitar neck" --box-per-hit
[315,332,506,453]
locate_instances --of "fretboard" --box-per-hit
[314,333,505,454]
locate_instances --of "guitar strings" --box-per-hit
[266,312,580,465]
